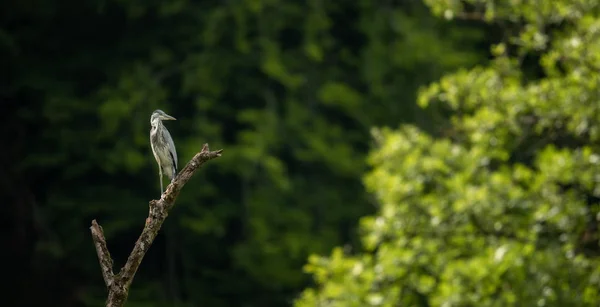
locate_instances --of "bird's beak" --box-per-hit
[163,114,176,120]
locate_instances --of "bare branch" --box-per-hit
[90,143,223,307]
[90,220,114,287]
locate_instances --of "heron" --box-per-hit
[150,109,178,194]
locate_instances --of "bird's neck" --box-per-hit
[151,119,163,130]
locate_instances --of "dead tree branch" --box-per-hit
[90,143,223,307]
[90,221,114,287]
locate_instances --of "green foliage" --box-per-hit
[296,1,600,306]
[3,0,487,306]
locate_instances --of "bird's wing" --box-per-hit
[163,127,178,170]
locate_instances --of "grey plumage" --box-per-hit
[150,109,178,193]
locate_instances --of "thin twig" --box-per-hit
[90,143,223,307]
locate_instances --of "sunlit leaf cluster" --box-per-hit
[296,1,600,306]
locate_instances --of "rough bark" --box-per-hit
[90,143,223,307]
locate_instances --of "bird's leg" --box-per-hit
[159,167,164,194]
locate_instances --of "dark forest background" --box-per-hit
[3,0,600,306]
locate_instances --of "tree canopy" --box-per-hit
[296,1,600,306]
[2,0,488,306]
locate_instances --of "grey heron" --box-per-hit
[150,109,178,194]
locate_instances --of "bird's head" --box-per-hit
[151,109,177,124]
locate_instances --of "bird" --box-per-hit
[150,109,178,194]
